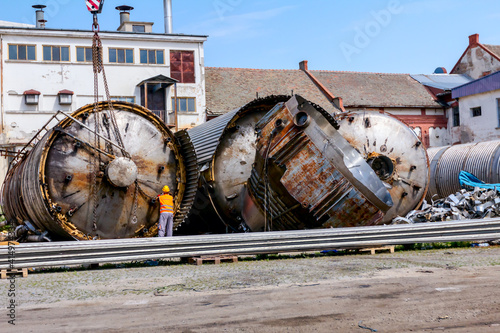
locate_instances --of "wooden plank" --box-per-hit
[188,255,238,265]
[1,268,28,279]
[0,241,20,246]
[358,245,395,255]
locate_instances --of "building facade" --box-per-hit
[450,71,500,144]
[451,34,500,80]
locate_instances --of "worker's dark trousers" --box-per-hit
[158,212,174,237]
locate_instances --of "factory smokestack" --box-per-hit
[164,0,173,34]
[116,5,134,26]
[32,4,46,28]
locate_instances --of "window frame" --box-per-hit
[42,45,70,62]
[132,25,146,33]
[111,96,136,103]
[497,99,500,128]
[172,97,196,113]
[471,106,482,118]
[108,47,134,64]
[8,44,37,61]
[170,50,195,84]
[139,49,165,65]
[76,46,93,62]
[452,106,460,127]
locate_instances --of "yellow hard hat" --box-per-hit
[162,185,170,193]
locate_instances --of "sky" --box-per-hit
[1,0,499,74]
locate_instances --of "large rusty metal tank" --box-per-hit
[1,101,192,240]
[179,95,293,234]
[426,140,500,201]
[243,95,394,231]
[336,111,429,222]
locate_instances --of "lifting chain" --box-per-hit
[90,18,102,232]
[89,15,133,234]
[130,180,139,224]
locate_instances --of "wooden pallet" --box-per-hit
[1,268,28,279]
[188,255,238,265]
[358,245,395,255]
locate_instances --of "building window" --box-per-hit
[172,97,195,112]
[76,47,93,62]
[58,90,73,105]
[140,50,164,64]
[9,44,36,60]
[24,89,41,105]
[497,99,500,128]
[452,107,460,127]
[112,96,135,103]
[133,25,145,33]
[43,46,70,62]
[170,50,195,83]
[109,48,134,63]
[471,107,482,117]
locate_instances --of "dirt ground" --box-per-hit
[2,246,500,332]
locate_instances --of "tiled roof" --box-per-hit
[205,67,336,114]
[205,67,442,114]
[483,44,500,59]
[311,71,441,108]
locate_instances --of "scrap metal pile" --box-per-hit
[394,140,500,224]
[2,95,432,241]
[181,95,429,234]
[394,188,500,223]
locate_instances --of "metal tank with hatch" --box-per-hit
[243,95,394,231]
[336,111,429,222]
[426,140,500,201]
[1,101,192,241]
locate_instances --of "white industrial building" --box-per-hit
[0,4,207,184]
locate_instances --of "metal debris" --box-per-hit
[394,187,500,223]
[358,320,378,332]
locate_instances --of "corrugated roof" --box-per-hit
[410,74,473,90]
[310,71,441,108]
[205,67,336,114]
[452,71,500,98]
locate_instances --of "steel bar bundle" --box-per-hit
[1,218,500,269]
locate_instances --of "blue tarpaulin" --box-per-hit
[459,170,500,191]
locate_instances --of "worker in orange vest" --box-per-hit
[157,185,174,237]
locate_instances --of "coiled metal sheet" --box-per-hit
[426,140,500,200]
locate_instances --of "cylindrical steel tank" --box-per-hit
[426,140,500,201]
[243,95,394,231]
[1,101,188,240]
[336,111,429,222]
[180,95,292,234]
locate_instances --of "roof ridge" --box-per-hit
[205,66,411,75]
[309,69,410,75]
[205,66,300,72]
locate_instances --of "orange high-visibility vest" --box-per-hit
[158,193,174,214]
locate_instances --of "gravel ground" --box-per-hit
[1,246,500,332]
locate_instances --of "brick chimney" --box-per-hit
[469,34,479,47]
[299,60,308,71]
